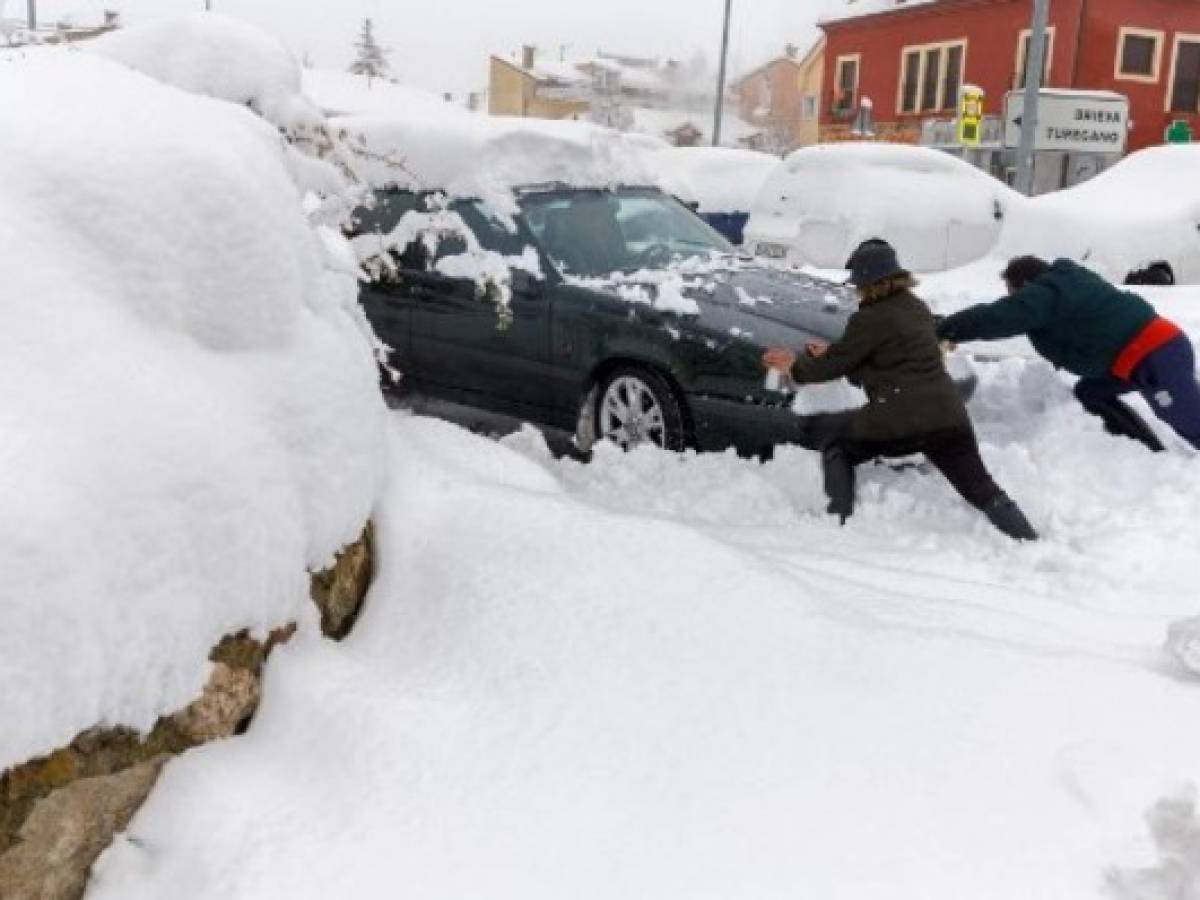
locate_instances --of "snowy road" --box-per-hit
[88,350,1200,900]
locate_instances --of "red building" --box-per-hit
[819,0,1200,151]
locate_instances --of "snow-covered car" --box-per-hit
[344,114,973,456]
[652,146,782,246]
[745,142,1016,272]
[998,145,1200,285]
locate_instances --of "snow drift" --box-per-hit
[0,48,385,770]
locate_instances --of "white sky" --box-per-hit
[25,0,844,93]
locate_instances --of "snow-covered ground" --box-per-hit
[89,288,1200,896]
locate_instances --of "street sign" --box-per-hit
[1003,90,1129,154]
[957,86,985,146]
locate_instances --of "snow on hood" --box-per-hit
[0,49,385,769]
[653,146,782,214]
[334,112,662,214]
[999,145,1200,284]
[87,12,323,133]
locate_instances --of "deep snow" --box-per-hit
[0,46,385,770]
[88,329,1200,897]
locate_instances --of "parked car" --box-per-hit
[744,142,1016,272]
[343,114,972,455]
[998,145,1200,286]
[652,146,782,246]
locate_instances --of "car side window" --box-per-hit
[348,190,429,271]
[451,201,529,257]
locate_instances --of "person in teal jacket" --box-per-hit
[938,257,1200,453]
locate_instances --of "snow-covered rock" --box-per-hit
[0,47,386,771]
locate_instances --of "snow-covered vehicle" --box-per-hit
[345,114,974,456]
[998,145,1200,285]
[652,146,782,246]
[744,142,1016,273]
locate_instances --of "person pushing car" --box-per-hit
[762,241,1037,541]
[937,257,1200,454]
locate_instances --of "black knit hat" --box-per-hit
[845,240,908,288]
[1001,256,1050,289]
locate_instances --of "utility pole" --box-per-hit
[1014,0,1050,195]
[26,0,35,30]
[711,0,732,147]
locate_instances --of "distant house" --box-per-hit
[487,44,755,147]
[819,0,1200,151]
[732,38,825,152]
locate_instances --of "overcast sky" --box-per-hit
[27,0,844,93]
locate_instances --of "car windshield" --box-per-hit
[519,188,735,278]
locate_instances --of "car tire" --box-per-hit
[593,364,688,452]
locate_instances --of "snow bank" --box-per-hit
[335,112,660,213]
[302,68,463,119]
[653,146,781,213]
[88,13,322,133]
[745,142,1018,272]
[999,145,1200,284]
[0,49,385,770]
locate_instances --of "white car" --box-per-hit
[998,145,1200,285]
[652,147,782,245]
[744,142,1016,272]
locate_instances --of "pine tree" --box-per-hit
[348,18,390,83]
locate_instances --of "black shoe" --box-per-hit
[983,494,1039,542]
[822,446,856,524]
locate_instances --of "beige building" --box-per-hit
[489,47,591,120]
[732,37,825,152]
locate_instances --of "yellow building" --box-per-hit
[489,48,590,120]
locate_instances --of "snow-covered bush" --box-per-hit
[0,46,386,769]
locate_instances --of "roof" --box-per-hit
[821,0,942,27]
[731,36,825,88]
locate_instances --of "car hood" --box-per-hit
[682,265,854,342]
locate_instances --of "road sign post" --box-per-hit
[1014,0,1050,195]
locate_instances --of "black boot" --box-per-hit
[983,493,1039,542]
[1085,397,1166,453]
[822,446,856,524]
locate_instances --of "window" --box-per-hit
[801,93,818,121]
[1016,27,1055,89]
[898,40,966,114]
[1169,36,1200,113]
[834,54,860,111]
[1116,28,1163,82]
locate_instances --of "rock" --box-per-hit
[170,662,260,744]
[310,522,374,640]
[0,756,167,900]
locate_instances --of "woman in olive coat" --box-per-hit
[764,241,1037,541]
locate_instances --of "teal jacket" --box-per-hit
[937,259,1157,379]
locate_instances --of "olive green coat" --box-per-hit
[790,288,969,441]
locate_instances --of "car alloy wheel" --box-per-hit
[596,366,687,451]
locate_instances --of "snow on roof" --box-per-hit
[302,68,464,118]
[87,12,321,132]
[335,112,661,210]
[652,146,782,213]
[627,105,759,148]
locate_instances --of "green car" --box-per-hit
[354,184,898,455]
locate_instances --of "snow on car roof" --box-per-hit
[334,111,661,212]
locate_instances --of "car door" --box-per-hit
[408,201,555,416]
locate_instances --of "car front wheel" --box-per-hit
[595,365,688,452]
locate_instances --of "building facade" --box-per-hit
[732,38,826,152]
[819,0,1200,151]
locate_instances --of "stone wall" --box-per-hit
[0,523,374,900]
